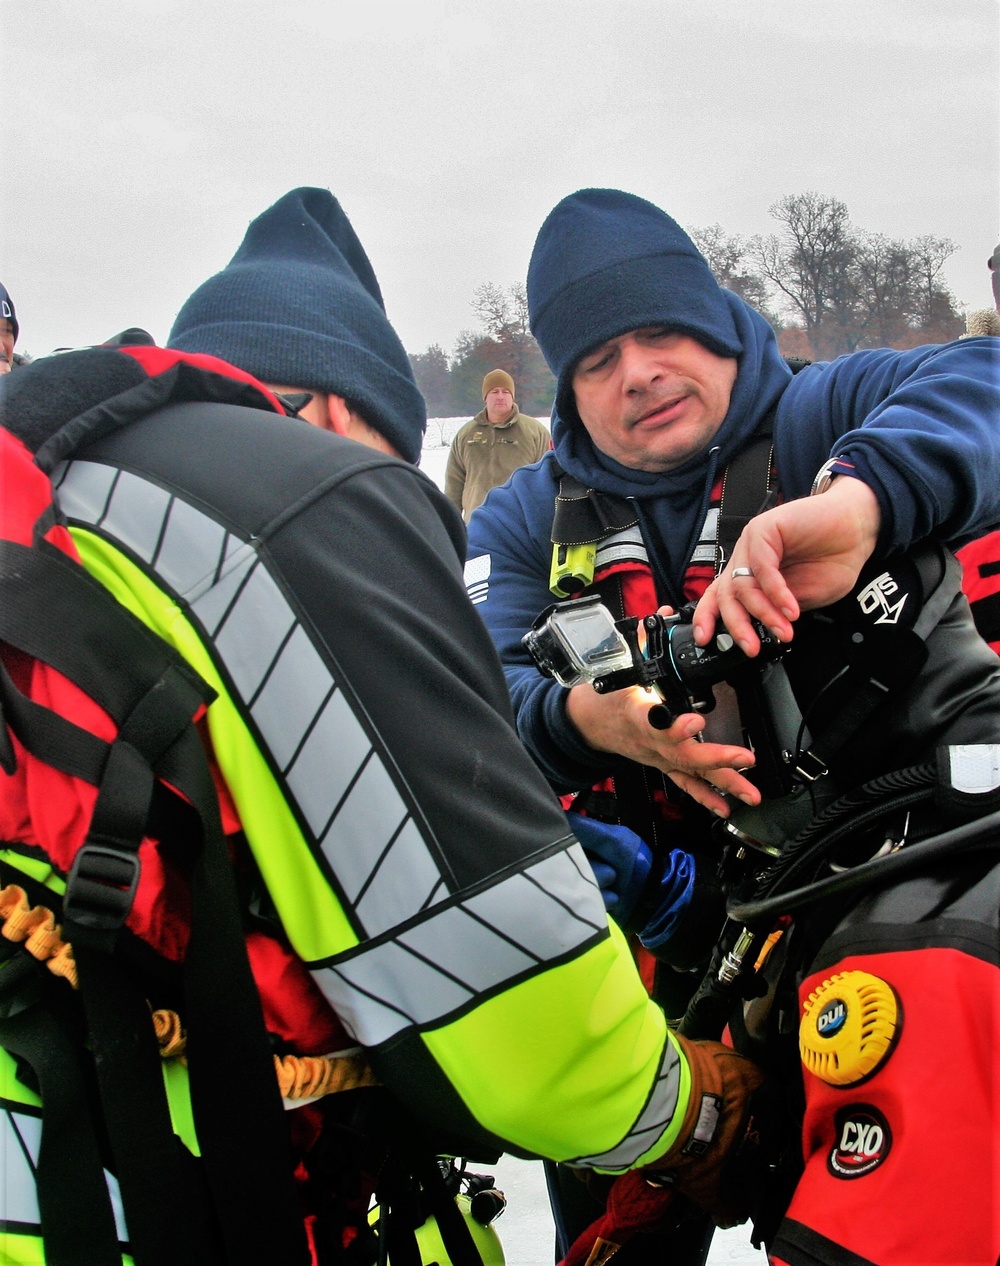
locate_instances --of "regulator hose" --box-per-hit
[752,762,936,903]
[729,806,1000,925]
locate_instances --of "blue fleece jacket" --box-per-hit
[466,294,1000,791]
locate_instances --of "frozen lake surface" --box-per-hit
[490,1155,763,1266]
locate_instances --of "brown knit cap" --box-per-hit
[482,369,515,399]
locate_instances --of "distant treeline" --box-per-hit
[409,192,966,418]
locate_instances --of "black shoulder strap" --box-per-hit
[714,427,776,576]
[550,461,638,546]
[713,357,812,573]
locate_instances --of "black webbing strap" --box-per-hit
[801,543,961,776]
[714,430,775,576]
[0,962,123,1266]
[0,655,108,782]
[159,726,310,1265]
[551,466,638,546]
[412,1153,484,1266]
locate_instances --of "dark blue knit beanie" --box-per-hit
[527,189,742,421]
[168,188,426,462]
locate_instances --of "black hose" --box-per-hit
[754,786,934,903]
[728,807,1000,925]
[754,763,936,899]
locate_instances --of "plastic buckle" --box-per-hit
[794,750,829,783]
[63,842,141,933]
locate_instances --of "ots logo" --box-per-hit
[857,572,907,625]
[816,999,847,1037]
[828,1105,892,1179]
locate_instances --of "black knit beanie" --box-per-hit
[526,189,742,422]
[167,188,426,463]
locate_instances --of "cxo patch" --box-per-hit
[827,1104,892,1179]
[799,970,900,1087]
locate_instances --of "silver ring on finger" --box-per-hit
[731,566,754,579]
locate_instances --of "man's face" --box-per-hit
[0,319,15,374]
[485,386,514,423]
[571,327,738,472]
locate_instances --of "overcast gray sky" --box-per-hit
[2,0,998,361]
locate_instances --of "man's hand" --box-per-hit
[566,682,760,817]
[693,476,881,656]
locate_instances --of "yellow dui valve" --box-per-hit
[799,970,900,1087]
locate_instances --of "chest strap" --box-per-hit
[548,427,776,597]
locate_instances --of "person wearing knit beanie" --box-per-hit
[444,367,551,522]
[168,187,426,463]
[0,281,18,374]
[482,368,516,407]
[527,188,742,433]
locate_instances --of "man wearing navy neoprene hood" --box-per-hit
[466,188,1000,1266]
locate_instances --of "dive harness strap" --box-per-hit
[794,543,961,781]
[0,536,309,1265]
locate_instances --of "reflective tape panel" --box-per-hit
[0,1107,41,1228]
[52,458,116,525]
[594,527,649,571]
[56,460,445,939]
[152,494,234,599]
[568,1036,683,1168]
[691,507,720,566]
[91,468,173,565]
[212,560,297,702]
[314,844,606,1046]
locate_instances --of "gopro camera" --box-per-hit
[522,594,634,688]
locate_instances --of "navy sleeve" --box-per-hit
[774,338,1000,553]
[465,464,620,792]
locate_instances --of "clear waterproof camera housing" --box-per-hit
[523,594,634,688]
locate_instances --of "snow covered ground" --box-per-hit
[420,430,763,1266]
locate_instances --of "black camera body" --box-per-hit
[524,595,802,810]
[524,593,784,718]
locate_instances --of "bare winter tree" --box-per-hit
[472,282,531,340]
[909,235,960,328]
[457,282,555,415]
[689,224,774,318]
[748,194,962,356]
[751,192,859,357]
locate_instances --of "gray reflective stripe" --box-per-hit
[568,1036,683,1168]
[55,460,444,940]
[595,527,649,570]
[313,844,606,1045]
[691,506,720,566]
[0,1106,41,1228]
[106,1167,128,1244]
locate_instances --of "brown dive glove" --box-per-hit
[642,1033,766,1229]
